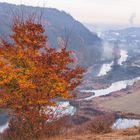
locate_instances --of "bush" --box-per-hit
[86,114,115,134]
[44,116,71,138]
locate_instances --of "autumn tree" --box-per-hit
[0,16,84,139]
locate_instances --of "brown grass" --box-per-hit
[41,127,140,140]
[100,90,140,115]
[85,114,115,134]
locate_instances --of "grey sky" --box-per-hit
[0,0,140,25]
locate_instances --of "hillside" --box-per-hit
[99,81,140,115]
[0,2,102,67]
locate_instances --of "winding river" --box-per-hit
[97,49,128,77]
[0,49,139,133]
[80,76,140,100]
[80,49,140,129]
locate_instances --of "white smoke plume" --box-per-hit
[102,42,114,60]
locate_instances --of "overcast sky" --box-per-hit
[0,0,140,26]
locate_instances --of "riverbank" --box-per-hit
[94,80,140,118]
[66,77,140,130]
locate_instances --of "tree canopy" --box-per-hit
[0,17,84,139]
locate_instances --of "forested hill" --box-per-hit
[0,2,102,67]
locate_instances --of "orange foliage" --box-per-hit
[0,18,84,110]
[0,17,84,139]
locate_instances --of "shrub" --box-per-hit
[86,114,115,134]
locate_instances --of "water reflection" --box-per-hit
[113,118,140,129]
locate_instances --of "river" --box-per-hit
[80,76,140,100]
[0,49,139,132]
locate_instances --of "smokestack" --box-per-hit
[129,13,136,26]
[113,41,120,67]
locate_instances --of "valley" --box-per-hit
[0,2,140,140]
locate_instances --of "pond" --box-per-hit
[113,118,140,129]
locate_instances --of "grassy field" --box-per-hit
[46,135,140,140]
[101,90,140,115]
[44,127,140,140]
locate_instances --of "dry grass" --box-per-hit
[85,114,115,134]
[41,84,140,140]
[40,116,140,140]
[100,90,140,115]
[41,128,140,140]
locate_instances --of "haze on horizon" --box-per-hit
[0,0,140,26]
